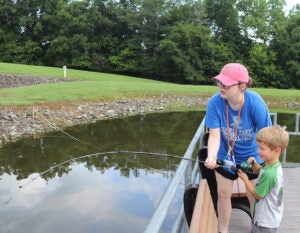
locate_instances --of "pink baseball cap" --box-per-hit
[212,63,249,86]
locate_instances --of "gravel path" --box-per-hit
[0,74,208,147]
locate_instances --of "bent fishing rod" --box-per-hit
[27,150,253,179]
[4,150,254,204]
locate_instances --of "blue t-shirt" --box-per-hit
[205,90,271,164]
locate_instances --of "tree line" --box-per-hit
[0,0,299,89]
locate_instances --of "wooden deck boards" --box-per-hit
[189,179,218,233]
[229,167,300,233]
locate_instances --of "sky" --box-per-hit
[285,0,300,11]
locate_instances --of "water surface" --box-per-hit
[0,111,204,233]
[0,111,298,233]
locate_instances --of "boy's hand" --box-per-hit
[237,169,248,182]
[247,157,256,165]
[247,157,260,174]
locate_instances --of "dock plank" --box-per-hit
[189,179,218,233]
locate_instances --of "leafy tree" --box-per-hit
[0,0,299,88]
[204,0,246,58]
[88,0,137,73]
[109,47,141,74]
[268,1,299,89]
[236,0,269,43]
[249,44,279,87]
[284,5,300,88]
[0,0,19,43]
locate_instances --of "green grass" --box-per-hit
[0,62,299,113]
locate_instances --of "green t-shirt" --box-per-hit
[253,161,283,228]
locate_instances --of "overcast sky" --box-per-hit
[285,0,300,11]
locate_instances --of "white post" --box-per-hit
[63,65,67,78]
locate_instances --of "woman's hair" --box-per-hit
[246,77,253,87]
[256,125,289,152]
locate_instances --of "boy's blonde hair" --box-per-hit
[256,125,289,152]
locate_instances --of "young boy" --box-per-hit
[238,125,289,233]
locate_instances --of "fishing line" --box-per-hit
[38,114,198,165]
[40,114,101,150]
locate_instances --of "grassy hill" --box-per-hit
[0,62,299,113]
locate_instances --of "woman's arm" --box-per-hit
[205,128,220,169]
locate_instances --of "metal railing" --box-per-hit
[144,117,206,233]
[282,113,300,167]
[144,112,300,233]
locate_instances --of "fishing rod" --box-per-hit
[12,150,252,189]
[15,150,254,190]
[25,150,252,178]
[4,150,254,204]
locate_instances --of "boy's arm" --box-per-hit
[237,170,263,200]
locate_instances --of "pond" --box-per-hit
[0,111,299,233]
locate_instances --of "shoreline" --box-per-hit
[0,95,209,147]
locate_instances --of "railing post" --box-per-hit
[295,113,300,134]
[270,112,277,125]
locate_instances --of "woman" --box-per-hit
[204,63,272,233]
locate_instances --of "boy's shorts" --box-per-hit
[215,164,258,180]
[252,224,277,233]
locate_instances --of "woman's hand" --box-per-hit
[205,156,218,169]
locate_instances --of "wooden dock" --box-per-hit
[230,167,300,233]
[189,167,300,233]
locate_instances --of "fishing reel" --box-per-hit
[216,159,252,173]
[240,161,252,172]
